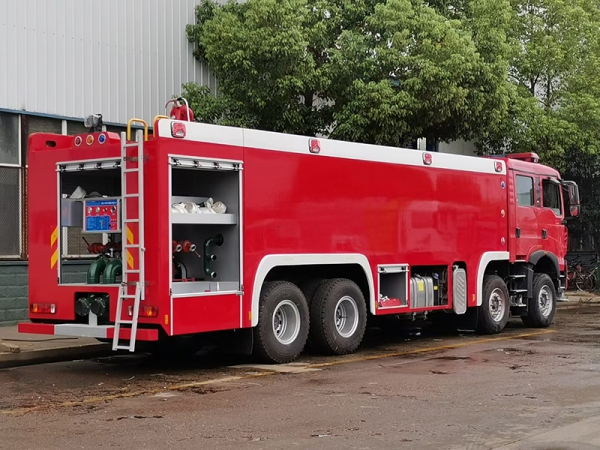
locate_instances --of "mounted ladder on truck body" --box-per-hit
[113,128,146,351]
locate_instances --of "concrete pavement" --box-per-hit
[0,325,110,369]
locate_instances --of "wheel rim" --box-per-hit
[272,300,301,345]
[334,296,359,338]
[489,288,506,323]
[538,285,553,317]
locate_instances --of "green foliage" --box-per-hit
[183,0,513,145]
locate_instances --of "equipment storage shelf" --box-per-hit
[171,213,237,225]
[169,161,242,296]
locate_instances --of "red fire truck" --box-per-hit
[18,108,580,363]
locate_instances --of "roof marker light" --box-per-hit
[422,152,432,165]
[86,135,94,145]
[98,133,106,144]
[495,161,503,172]
[308,138,321,154]
[74,136,83,146]
[171,122,186,138]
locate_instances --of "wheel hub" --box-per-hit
[489,288,506,322]
[538,286,553,317]
[334,296,359,338]
[272,300,301,345]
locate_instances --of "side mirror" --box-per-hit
[562,180,580,218]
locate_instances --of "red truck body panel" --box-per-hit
[21,119,568,342]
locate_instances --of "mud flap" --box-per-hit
[220,328,254,355]
[454,307,478,332]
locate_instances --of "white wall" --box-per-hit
[0,0,219,125]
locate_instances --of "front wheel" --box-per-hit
[521,273,556,328]
[253,281,310,364]
[476,275,510,334]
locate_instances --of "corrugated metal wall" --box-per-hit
[0,0,220,125]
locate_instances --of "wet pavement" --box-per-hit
[1,304,600,449]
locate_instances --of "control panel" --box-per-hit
[83,198,121,233]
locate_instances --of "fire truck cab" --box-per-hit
[18,112,580,363]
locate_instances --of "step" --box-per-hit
[510,274,526,279]
[511,289,528,293]
[113,345,134,351]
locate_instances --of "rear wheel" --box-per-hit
[253,281,310,364]
[299,278,328,308]
[310,278,367,355]
[521,273,556,328]
[476,275,510,334]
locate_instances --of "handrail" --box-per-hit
[126,118,148,141]
[153,115,170,137]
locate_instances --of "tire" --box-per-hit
[253,281,310,364]
[310,278,367,355]
[299,278,328,308]
[521,273,556,328]
[476,275,510,334]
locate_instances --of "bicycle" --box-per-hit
[567,259,597,292]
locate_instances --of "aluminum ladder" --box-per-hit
[113,129,146,352]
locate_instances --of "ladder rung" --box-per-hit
[124,219,140,223]
[114,345,134,350]
[120,294,137,299]
[124,168,139,173]
[124,143,140,148]
[116,320,134,325]
[124,193,139,198]
[123,244,140,248]
[125,269,140,273]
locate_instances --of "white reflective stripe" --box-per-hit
[477,252,510,306]
[156,119,506,175]
[54,324,110,338]
[251,254,375,327]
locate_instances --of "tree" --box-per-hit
[183,0,513,147]
[477,0,600,166]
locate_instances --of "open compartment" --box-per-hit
[169,159,242,296]
[58,163,123,285]
[377,264,409,309]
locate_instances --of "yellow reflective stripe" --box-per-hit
[51,249,58,269]
[126,250,134,269]
[51,226,58,247]
[126,226,134,245]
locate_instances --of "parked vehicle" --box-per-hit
[18,103,581,363]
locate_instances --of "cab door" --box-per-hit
[539,176,566,263]
[512,172,542,260]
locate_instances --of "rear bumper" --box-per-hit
[18,322,159,341]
